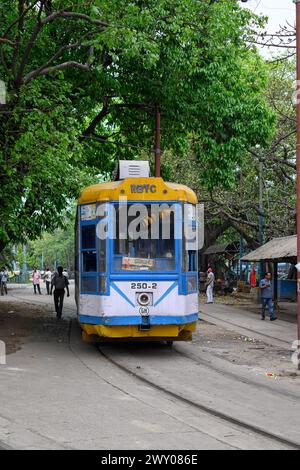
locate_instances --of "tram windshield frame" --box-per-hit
[77,200,198,294]
[111,202,178,274]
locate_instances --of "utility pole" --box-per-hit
[258,161,264,280]
[294,0,300,370]
[154,104,161,177]
[22,245,27,282]
[239,234,243,281]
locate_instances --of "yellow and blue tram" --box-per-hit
[75,161,199,343]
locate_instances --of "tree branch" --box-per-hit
[40,10,108,27]
[0,38,14,46]
[15,0,45,86]
[15,5,107,86]
[32,58,91,76]
[1,0,40,39]
[81,98,110,139]
[23,30,97,84]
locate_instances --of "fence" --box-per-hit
[8,273,31,284]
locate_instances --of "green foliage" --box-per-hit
[0,0,275,251]
[15,211,75,272]
[163,57,296,248]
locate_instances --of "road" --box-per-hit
[0,285,299,450]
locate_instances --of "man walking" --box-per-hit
[259,272,277,321]
[206,267,215,304]
[50,266,70,319]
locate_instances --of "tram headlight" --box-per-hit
[137,292,151,306]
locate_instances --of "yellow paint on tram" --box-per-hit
[78,177,197,205]
[77,174,198,342]
[80,322,197,342]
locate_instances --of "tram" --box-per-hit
[75,161,199,343]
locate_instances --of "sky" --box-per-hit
[241,0,295,54]
[242,0,295,32]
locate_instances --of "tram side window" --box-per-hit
[98,238,106,272]
[188,250,196,272]
[81,224,97,273]
[82,251,97,272]
[182,204,197,273]
[182,248,196,272]
[82,225,96,249]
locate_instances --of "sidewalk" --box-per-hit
[246,301,297,323]
[199,302,298,349]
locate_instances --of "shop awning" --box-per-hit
[242,235,296,263]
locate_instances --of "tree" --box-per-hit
[0,0,274,253]
[17,213,76,272]
[163,58,296,251]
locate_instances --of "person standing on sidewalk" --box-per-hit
[32,267,42,295]
[44,267,52,295]
[259,272,277,321]
[206,267,215,304]
[50,266,70,319]
[0,267,8,295]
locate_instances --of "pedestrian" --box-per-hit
[50,266,70,319]
[32,267,42,295]
[44,267,52,295]
[259,272,277,321]
[206,267,215,304]
[0,266,8,295]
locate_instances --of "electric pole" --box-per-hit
[294,0,300,370]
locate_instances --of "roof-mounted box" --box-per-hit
[117,160,150,179]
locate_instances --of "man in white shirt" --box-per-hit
[206,267,215,304]
[0,267,8,295]
[44,268,52,295]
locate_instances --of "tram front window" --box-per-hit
[113,204,175,272]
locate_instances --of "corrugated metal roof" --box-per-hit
[242,235,296,262]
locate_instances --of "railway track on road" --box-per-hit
[5,291,300,450]
[200,311,293,348]
[11,291,298,402]
[97,344,300,450]
[172,344,300,401]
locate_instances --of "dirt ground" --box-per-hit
[196,319,299,380]
[199,293,297,323]
[0,300,69,354]
[199,292,252,306]
[0,296,299,382]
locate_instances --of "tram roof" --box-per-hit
[78,178,198,205]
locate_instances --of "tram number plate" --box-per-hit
[131,282,157,290]
[139,306,149,316]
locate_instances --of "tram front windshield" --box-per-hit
[113,203,176,272]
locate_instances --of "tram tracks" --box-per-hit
[200,312,293,348]
[172,344,300,402]
[5,291,300,450]
[97,344,300,450]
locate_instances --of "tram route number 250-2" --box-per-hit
[131,282,157,290]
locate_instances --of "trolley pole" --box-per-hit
[295,0,300,370]
[155,104,161,177]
